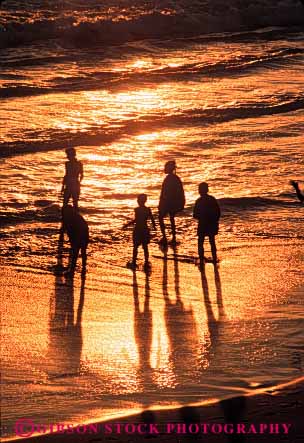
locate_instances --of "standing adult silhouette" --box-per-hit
[159,160,185,246]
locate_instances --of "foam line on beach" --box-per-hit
[3,377,303,443]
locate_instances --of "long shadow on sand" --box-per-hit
[47,232,86,378]
[133,271,154,402]
[162,246,200,385]
[179,265,247,443]
[200,264,225,364]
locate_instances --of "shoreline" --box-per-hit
[4,377,304,442]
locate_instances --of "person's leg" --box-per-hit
[132,242,138,266]
[159,211,167,242]
[143,243,149,265]
[63,188,71,207]
[198,235,205,265]
[72,184,80,211]
[80,245,87,269]
[209,235,217,263]
[169,213,176,243]
[70,246,80,273]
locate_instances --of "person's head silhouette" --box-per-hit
[65,147,76,160]
[199,182,209,196]
[137,194,147,207]
[164,160,176,174]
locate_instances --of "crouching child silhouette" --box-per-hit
[290,180,304,203]
[62,205,89,276]
[193,182,221,266]
[124,194,156,272]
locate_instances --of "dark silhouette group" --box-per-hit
[59,148,303,275]
[122,159,221,271]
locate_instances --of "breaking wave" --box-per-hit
[1,47,303,99]
[1,94,303,158]
[1,1,304,50]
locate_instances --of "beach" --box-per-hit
[1,1,304,441]
[1,238,303,441]
[4,379,304,443]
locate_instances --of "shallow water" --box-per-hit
[0,0,304,439]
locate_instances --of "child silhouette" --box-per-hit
[193,182,221,266]
[61,148,83,211]
[125,194,156,271]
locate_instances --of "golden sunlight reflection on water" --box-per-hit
[1,23,304,438]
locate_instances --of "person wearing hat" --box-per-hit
[61,147,84,211]
[158,160,185,245]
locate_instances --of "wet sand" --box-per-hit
[4,379,304,443]
[1,239,303,442]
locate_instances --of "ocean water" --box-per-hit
[0,0,304,439]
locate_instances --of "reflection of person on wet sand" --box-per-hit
[162,248,199,383]
[290,180,304,203]
[48,237,86,378]
[132,272,154,398]
[159,160,185,246]
[200,265,224,369]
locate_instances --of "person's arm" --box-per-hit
[79,161,84,182]
[61,163,67,193]
[214,198,221,220]
[177,176,185,208]
[122,213,135,229]
[193,200,200,219]
[290,181,304,203]
[122,220,134,229]
[159,179,166,204]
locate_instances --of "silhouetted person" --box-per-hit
[159,160,185,246]
[290,180,304,203]
[193,182,220,265]
[61,147,83,211]
[62,205,89,275]
[125,194,156,271]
